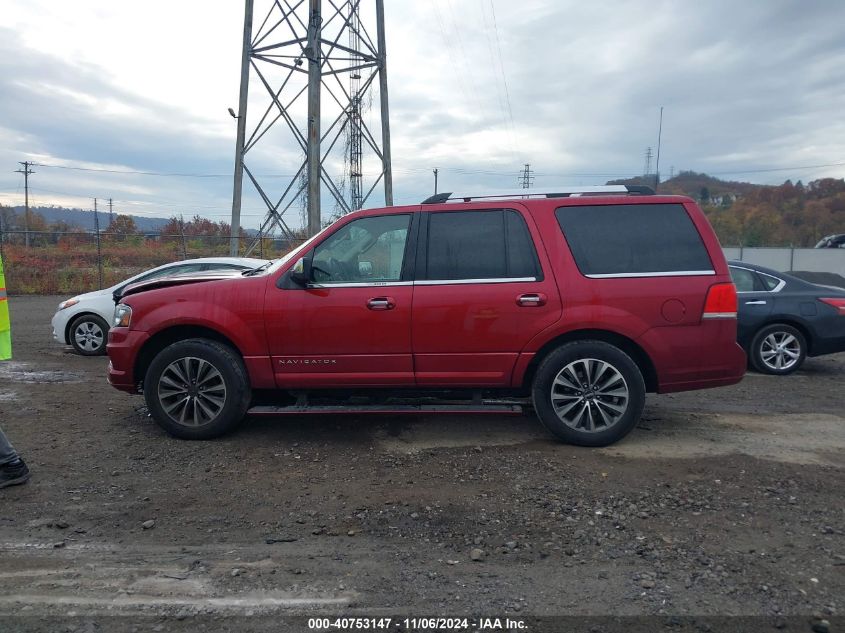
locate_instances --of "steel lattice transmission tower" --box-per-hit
[229,0,393,255]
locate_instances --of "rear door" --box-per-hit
[730,265,774,345]
[411,206,562,386]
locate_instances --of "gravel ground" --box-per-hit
[0,295,843,632]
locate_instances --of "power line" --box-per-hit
[486,0,516,152]
[26,159,845,181]
[33,163,298,178]
[431,1,480,113]
[707,162,845,176]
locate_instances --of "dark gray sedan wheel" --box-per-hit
[749,324,806,375]
[532,340,645,446]
[144,338,251,439]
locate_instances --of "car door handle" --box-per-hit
[516,293,547,307]
[745,300,767,305]
[367,297,395,311]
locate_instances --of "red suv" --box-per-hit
[107,186,745,446]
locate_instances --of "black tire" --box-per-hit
[531,340,646,447]
[749,323,806,375]
[143,338,251,440]
[69,314,109,356]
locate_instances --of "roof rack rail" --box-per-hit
[421,185,655,205]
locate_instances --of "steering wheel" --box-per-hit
[312,257,344,281]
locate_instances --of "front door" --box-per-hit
[265,212,416,388]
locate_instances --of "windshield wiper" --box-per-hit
[242,260,275,276]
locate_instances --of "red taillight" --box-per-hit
[702,282,737,319]
[819,297,845,315]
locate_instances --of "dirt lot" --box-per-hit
[1,296,843,632]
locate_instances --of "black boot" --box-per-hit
[0,458,30,489]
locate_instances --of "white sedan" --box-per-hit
[51,257,269,355]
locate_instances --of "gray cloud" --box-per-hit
[2,0,845,229]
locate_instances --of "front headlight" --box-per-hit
[58,298,79,310]
[113,304,132,328]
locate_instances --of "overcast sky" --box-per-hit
[1,0,844,229]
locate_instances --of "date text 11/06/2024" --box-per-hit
[307,617,528,630]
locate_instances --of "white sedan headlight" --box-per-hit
[58,298,79,310]
[113,304,132,328]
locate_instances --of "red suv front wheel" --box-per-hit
[143,338,252,439]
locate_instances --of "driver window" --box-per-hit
[311,214,411,283]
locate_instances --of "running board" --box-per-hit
[247,403,523,416]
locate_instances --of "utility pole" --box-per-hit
[519,163,534,189]
[15,161,34,247]
[654,106,664,191]
[433,168,439,195]
[178,214,188,259]
[306,0,322,236]
[93,198,103,289]
[376,0,393,206]
[229,0,254,256]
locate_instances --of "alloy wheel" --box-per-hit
[759,331,801,372]
[157,357,228,427]
[550,358,629,432]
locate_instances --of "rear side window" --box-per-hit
[555,203,713,276]
[730,266,764,292]
[759,273,782,291]
[424,210,540,280]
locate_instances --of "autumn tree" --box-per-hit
[106,214,138,236]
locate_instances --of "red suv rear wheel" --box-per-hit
[532,341,645,446]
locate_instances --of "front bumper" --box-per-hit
[50,310,70,344]
[106,327,149,393]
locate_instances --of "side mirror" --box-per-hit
[289,256,311,286]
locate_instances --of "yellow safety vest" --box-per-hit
[0,254,10,360]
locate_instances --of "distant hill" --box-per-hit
[9,205,171,233]
[608,171,766,199]
[609,173,845,247]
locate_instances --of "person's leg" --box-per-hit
[0,425,18,466]
[0,425,29,489]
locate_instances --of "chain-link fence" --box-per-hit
[0,230,304,295]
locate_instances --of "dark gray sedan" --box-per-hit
[729,261,845,374]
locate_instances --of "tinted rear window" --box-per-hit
[555,203,713,276]
[425,209,539,280]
